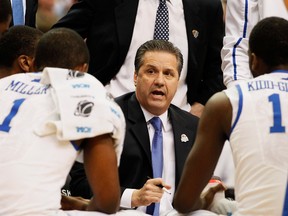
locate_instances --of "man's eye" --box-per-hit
[164,71,173,77]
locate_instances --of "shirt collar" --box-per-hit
[140,106,169,132]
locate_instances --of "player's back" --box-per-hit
[0,73,77,216]
[225,71,288,215]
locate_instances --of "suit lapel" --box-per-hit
[169,107,194,187]
[182,0,201,67]
[127,94,152,165]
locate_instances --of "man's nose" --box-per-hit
[154,72,165,85]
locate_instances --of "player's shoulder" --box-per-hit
[206,91,231,115]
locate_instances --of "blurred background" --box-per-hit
[36,0,76,32]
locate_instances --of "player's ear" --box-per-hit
[249,52,257,71]
[74,63,89,73]
[18,55,33,72]
[250,53,269,77]
[249,52,262,77]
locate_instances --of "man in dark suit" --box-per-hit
[53,0,225,117]
[69,40,222,216]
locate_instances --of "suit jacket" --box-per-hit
[10,0,38,27]
[116,92,199,194]
[25,0,37,27]
[69,92,199,199]
[53,0,225,105]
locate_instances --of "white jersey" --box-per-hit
[224,70,288,215]
[221,0,288,87]
[0,68,125,216]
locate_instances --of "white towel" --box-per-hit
[35,67,125,164]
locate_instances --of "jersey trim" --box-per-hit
[230,84,243,135]
[71,141,80,151]
[271,70,288,74]
[232,0,249,81]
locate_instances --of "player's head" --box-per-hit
[0,0,12,38]
[249,17,288,77]
[0,25,43,78]
[34,28,89,72]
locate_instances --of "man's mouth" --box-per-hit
[152,90,165,96]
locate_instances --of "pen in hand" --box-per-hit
[147,176,171,195]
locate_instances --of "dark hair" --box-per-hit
[249,17,288,68]
[34,28,90,71]
[0,25,43,68]
[134,39,183,75]
[0,0,12,22]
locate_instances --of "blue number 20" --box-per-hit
[268,93,285,133]
[0,98,25,132]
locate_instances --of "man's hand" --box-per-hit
[200,183,226,209]
[61,195,90,211]
[190,102,204,118]
[131,178,171,208]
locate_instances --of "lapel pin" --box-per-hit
[192,30,199,38]
[181,134,189,142]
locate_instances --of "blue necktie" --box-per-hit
[153,0,169,40]
[146,117,163,216]
[12,0,24,25]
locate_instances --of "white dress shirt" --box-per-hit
[120,107,175,216]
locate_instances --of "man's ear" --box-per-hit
[134,71,137,87]
[249,52,258,73]
[250,53,269,77]
[18,55,33,72]
[74,63,89,72]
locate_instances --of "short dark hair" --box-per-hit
[249,17,288,68]
[134,39,183,75]
[0,0,12,23]
[34,28,90,71]
[0,25,43,68]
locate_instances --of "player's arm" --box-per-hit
[221,0,256,87]
[83,133,121,214]
[173,92,231,213]
[61,194,90,210]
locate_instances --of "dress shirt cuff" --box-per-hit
[120,188,135,208]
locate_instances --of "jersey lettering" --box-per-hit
[0,98,25,132]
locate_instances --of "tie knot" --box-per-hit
[149,117,162,132]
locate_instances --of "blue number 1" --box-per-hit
[268,93,285,133]
[0,98,25,132]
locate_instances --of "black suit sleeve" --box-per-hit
[196,0,226,104]
[52,0,95,38]
[186,0,226,105]
[70,161,128,198]
[69,161,93,199]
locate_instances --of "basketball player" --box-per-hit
[0,28,125,215]
[173,17,288,215]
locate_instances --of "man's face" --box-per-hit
[134,51,179,116]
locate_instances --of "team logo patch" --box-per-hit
[67,70,85,80]
[74,100,94,117]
